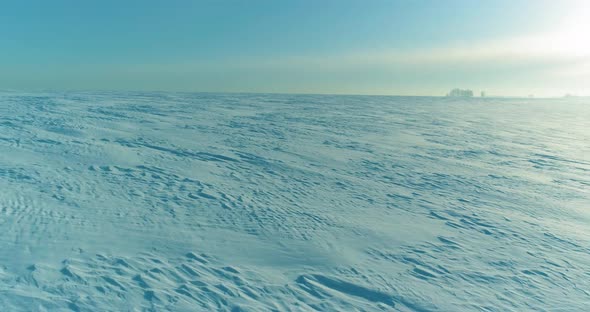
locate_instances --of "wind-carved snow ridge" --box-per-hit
[0,92,589,311]
[2,252,403,311]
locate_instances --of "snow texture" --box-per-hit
[0,92,589,311]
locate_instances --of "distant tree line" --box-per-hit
[447,88,473,97]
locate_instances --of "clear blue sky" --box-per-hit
[1,0,588,96]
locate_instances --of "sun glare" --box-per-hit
[556,2,590,57]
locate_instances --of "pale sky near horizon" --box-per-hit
[1,0,589,97]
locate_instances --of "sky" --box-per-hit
[1,0,589,96]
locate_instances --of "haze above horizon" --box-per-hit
[1,0,589,97]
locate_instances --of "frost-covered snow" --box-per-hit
[0,92,589,311]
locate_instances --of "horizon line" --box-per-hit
[0,88,583,100]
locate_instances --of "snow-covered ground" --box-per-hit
[0,92,588,311]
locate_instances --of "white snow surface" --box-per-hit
[0,92,589,311]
